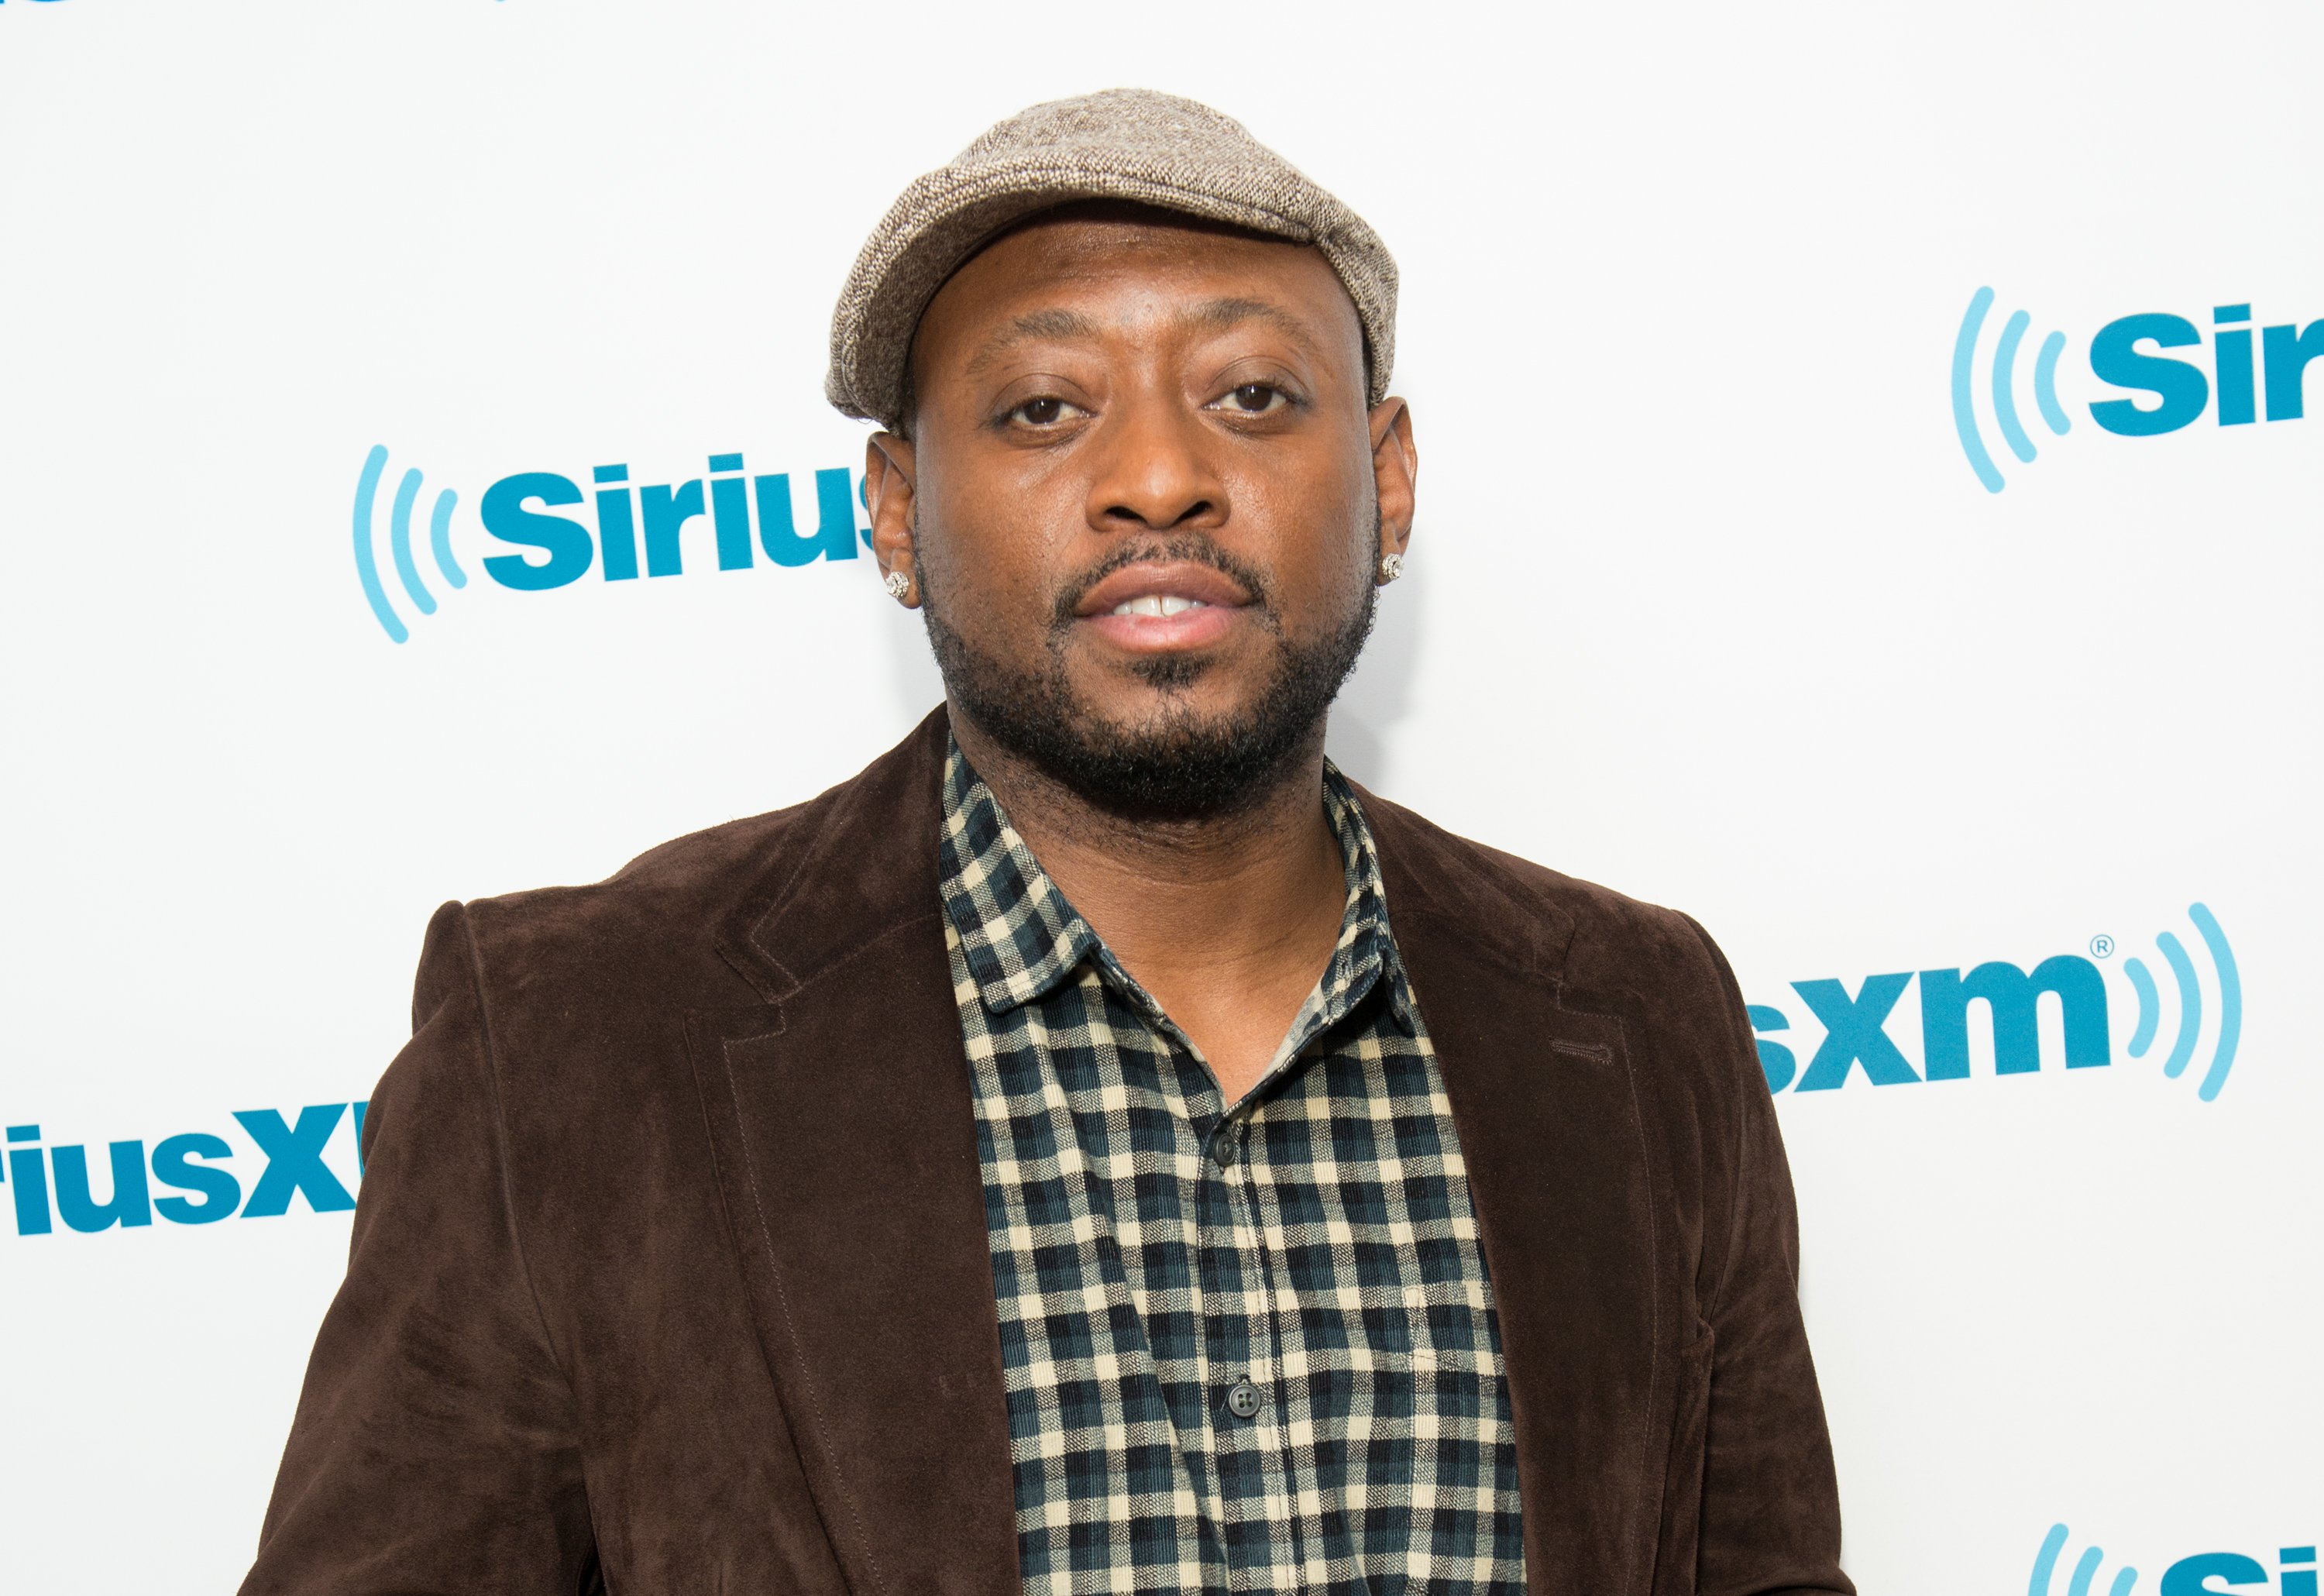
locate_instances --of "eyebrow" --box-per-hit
[962,308,1102,379]
[959,296,1329,379]
[1184,297,1327,359]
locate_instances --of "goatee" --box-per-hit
[920,535,1376,821]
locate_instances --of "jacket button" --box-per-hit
[1225,1378,1263,1419]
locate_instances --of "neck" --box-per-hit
[947,703,1348,1058]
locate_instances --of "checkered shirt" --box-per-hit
[939,740,1526,1594]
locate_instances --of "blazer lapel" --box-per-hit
[1367,793,1670,1596]
[686,711,1019,1596]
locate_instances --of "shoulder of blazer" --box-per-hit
[452,707,954,1016]
[1355,783,1730,1011]
[1354,783,1762,1164]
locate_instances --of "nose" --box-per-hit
[1081,387,1229,536]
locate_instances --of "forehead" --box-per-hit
[911,210,1364,379]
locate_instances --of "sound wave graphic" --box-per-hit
[353,445,466,643]
[1952,286,2071,493]
[2032,1523,2140,1596]
[2121,903,2243,1102]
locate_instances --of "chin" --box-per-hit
[1088,652,1240,706]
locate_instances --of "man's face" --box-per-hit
[867,206,1415,818]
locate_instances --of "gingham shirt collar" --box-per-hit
[937,738,1417,1040]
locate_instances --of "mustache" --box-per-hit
[1048,536,1277,629]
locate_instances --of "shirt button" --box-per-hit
[1225,1378,1263,1419]
[1211,1129,1238,1168]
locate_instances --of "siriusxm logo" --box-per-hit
[2033,1523,2316,1596]
[352,445,868,641]
[353,447,467,644]
[3,1104,366,1236]
[1951,285,2324,490]
[1750,903,2241,1100]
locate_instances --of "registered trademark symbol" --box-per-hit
[2089,934,2115,958]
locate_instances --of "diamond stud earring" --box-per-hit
[883,569,911,600]
[1379,552,1404,583]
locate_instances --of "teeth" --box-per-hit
[1109,595,1210,617]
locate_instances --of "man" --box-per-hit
[244,90,1849,1595]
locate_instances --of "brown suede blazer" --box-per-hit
[242,710,1851,1596]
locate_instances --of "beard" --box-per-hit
[920,531,1377,821]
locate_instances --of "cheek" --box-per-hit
[918,465,1074,621]
[1240,456,1377,603]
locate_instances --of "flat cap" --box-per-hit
[825,88,1397,430]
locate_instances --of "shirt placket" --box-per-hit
[1121,1009,1228,1591]
[1190,939,1358,1589]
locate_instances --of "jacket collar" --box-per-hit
[691,706,1023,1596]
[709,706,955,1006]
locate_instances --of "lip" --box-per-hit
[1071,559,1253,653]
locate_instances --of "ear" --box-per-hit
[864,432,920,607]
[1369,397,1417,582]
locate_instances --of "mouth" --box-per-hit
[1070,559,1253,653]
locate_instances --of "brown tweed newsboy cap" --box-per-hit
[825,88,1398,431]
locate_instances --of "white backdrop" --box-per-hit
[2,3,2317,1592]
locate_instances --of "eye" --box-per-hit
[1216,382,1288,415]
[1006,395,1085,428]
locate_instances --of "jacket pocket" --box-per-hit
[1651,1321,1717,1596]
